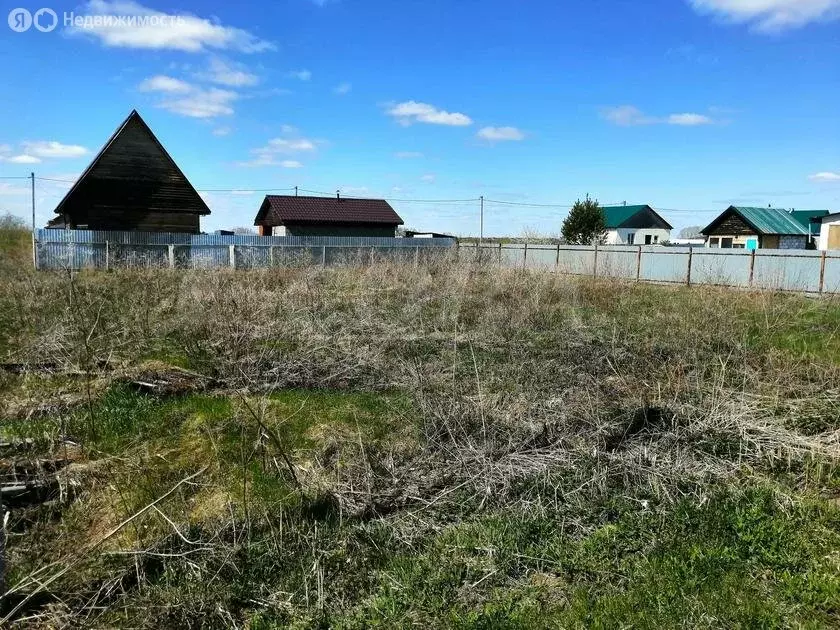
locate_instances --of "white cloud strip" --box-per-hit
[139,75,239,118]
[387,101,473,126]
[602,105,716,126]
[68,0,275,52]
[809,171,840,182]
[477,126,525,141]
[238,133,320,167]
[689,0,840,31]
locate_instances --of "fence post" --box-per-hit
[31,230,37,271]
[229,245,236,269]
[555,243,560,270]
[414,246,419,268]
[523,242,528,269]
[168,244,175,269]
[686,247,693,286]
[269,245,275,268]
[748,249,756,287]
[368,246,373,267]
[635,246,642,281]
[105,240,110,271]
[819,251,827,295]
[324,245,328,268]
[593,243,599,278]
[498,242,503,267]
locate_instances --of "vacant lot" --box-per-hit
[2,237,840,627]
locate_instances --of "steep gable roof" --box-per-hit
[601,204,673,230]
[701,207,827,237]
[255,195,404,226]
[54,110,210,218]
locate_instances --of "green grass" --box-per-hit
[315,488,840,629]
[265,388,415,449]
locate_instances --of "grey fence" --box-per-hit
[34,229,457,270]
[459,243,840,294]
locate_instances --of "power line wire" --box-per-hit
[27,177,730,214]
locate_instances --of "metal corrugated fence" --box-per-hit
[35,229,457,270]
[459,243,840,294]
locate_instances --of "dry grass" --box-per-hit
[1,255,840,627]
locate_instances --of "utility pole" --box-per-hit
[30,172,36,270]
[479,195,484,245]
[295,186,298,197]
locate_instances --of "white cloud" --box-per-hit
[159,88,238,118]
[689,0,840,31]
[212,126,232,137]
[395,151,423,158]
[2,154,41,164]
[138,75,192,93]
[387,101,473,126]
[667,113,714,126]
[69,0,275,52]
[21,141,89,159]
[266,138,317,152]
[0,144,11,154]
[420,174,436,183]
[280,124,298,134]
[138,75,239,118]
[202,58,259,87]
[288,69,312,81]
[333,82,352,95]
[477,126,525,141]
[0,183,30,196]
[341,186,370,196]
[602,105,717,126]
[601,105,656,126]
[238,132,320,167]
[809,171,840,182]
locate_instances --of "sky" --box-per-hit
[0,0,838,237]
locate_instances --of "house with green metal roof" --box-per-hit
[700,206,828,250]
[601,204,673,246]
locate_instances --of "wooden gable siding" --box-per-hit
[706,212,756,237]
[54,112,208,233]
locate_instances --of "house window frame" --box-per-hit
[627,232,635,245]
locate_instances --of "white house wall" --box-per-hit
[605,227,671,245]
[819,216,840,250]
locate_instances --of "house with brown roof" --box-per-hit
[254,194,404,237]
[47,110,210,233]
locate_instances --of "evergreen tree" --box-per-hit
[561,195,606,245]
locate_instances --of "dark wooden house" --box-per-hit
[254,194,404,237]
[701,206,828,249]
[47,110,210,233]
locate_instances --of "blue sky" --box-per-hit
[0,0,838,236]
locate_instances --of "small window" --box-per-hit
[645,235,653,245]
[709,237,720,248]
[721,237,734,249]
[627,233,635,245]
[653,235,659,244]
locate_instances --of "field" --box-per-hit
[2,222,840,627]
